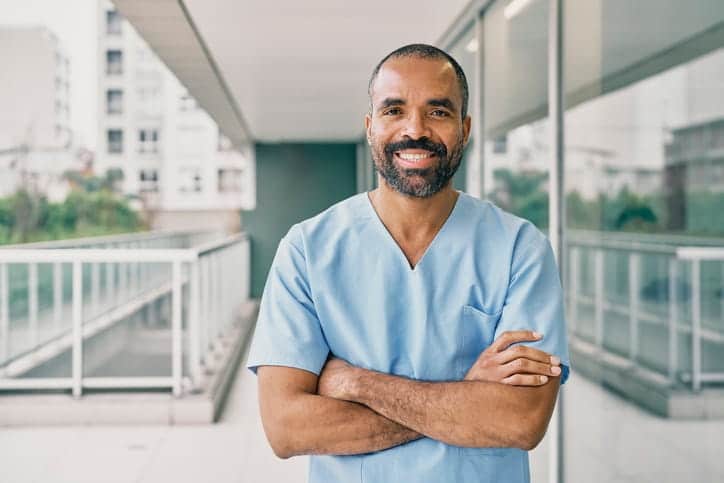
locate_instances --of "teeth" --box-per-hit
[398,152,430,160]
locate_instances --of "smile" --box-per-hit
[393,150,437,168]
[396,151,433,161]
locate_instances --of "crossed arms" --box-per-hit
[257,330,562,459]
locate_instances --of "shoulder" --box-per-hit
[282,193,372,254]
[461,193,549,254]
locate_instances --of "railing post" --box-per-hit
[691,259,701,392]
[53,262,62,332]
[595,249,604,348]
[668,258,678,383]
[72,260,83,398]
[91,262,100,318]
[171,260,183,397]
[210,253,219,343]
[0,263,8,363]
[134,242,142,294]
[199,255,209,363]
[28,262,38,350]
[629,253,640,362]
[119,253,128,303]
[189,259,201,388]
[105,259,115,306]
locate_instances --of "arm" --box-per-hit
[257,365,421,459]
[322,360,560,451]
[259,330,560,458]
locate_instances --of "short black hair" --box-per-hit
[368,43,469,119]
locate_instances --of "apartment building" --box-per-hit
[96,1,254,232]
[0,26,74,200]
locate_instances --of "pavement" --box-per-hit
[1,350,723,483]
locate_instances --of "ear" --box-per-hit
[364,113,372,143]
[462,115,472,145]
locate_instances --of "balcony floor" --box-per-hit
[1,349,723,482]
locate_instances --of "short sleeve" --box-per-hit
[246,227,330,375]
[494,228,571,384]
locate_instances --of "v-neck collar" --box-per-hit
[364,190,464,272]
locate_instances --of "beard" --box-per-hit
[370,135,465,198]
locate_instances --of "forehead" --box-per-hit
[371,56,461,107]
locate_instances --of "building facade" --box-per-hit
[0,26,75,200]
[96,1,254,232]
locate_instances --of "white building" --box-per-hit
[0,26,76,201]
[96,2,254,232]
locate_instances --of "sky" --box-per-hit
[1,0,99,149]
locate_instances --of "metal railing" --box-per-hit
[566,231,724,392]
[0,231,250,397]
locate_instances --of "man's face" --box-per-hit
[365,56,471,198]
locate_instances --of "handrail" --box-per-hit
[0,229,213,249]
[677,247,724,260]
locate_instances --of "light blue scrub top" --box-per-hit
[248,191,570,483]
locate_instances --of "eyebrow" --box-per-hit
[376,97,457,112]
[378,98,405,109]
[428,98,456,112]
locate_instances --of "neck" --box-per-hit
[368,178,459,239]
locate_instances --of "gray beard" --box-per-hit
[372,141,464,198]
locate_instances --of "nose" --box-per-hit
[401,110,432,140]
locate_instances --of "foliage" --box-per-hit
[0,169,142,245]
[490,168,723,236]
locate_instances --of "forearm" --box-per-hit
[265,391,421,458]
[347,369,557,450]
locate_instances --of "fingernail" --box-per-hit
[550,356,560,365]
[540,376,548,383]
[551,366,561,375]
[533,331,542,338]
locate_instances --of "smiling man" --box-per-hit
[247,44,570,482]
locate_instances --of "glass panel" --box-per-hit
[447,23,477,193]
[483,1,551,480]
[564,1,724,481]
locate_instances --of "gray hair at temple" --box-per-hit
[367,43,470,120]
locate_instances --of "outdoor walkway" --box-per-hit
[2,348,723,482]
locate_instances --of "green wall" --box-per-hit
[242,143,358,297]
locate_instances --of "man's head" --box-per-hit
[366,44,471,198]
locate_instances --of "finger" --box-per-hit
[490,330,542,353]
[501,358,561,378]
[501,374,549,386]
[496,345,560,366]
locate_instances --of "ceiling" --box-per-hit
[114,0,473,144]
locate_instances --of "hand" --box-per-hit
[317,356,359,401]
[464,330,562,386]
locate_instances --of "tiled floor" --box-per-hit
[2,352,723,483]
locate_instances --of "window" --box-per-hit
[107,129,123,154]
[137,86,162,116]
[138,128,159,154]
[178,167,202,193]
[218,168,243,192]
[106,10,121,35]
[492,135,508,154]
[139,169,159,192]
[106,50,123,76]
[106,89,123,115]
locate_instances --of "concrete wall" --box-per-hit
[243,143,358,297]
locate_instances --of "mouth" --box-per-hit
[394,149,437,169]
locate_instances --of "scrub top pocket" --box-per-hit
[458,304,502,378]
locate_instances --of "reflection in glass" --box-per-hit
[563,1,724,481]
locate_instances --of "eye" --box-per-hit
[430,109,450,117]
[383,107,402,116]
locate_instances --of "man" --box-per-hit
[247,44,570,482]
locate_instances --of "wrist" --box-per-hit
[344,365,367,402]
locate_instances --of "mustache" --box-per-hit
[383,138,447,160]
